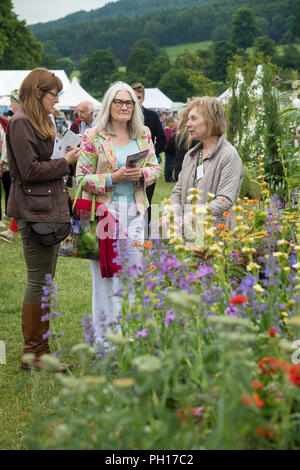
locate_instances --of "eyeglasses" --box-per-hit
[47,91,59,99]
[113,99,135,108]
[39,89,59,99]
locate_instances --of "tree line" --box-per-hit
[33,0,299,65]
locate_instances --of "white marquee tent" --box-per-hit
[56,76,101,111]
[143,88,173,110]
[0,70,70,98]
[218,71,244,105]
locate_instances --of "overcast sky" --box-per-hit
[12,0,118,25]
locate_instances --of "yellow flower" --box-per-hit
[246,262,260,272]
[254,284,265,293]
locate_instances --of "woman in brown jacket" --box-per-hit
[6,68,80,372]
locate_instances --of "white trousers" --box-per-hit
[90,201,144,345]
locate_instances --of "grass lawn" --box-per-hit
[163,40,300,62]
[163,41,213,62]
[0,155,174,450]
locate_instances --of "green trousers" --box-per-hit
[16,219,60,303]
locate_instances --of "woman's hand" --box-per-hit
[64,146,81,165]
[111,165,142,184]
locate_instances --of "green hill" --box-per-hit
[30,0,220,32]
[32,0,298,64]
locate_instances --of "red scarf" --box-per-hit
[0,116,8,132]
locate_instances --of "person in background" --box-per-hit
[0,90,21,242]
[0,114,8,228]
[69,101,95,187]
[164,116,177,182]
[131,83,165,226]
[70,101,95,136]
[76,81,160,347]
[6,68,80,372]
[166,107,199,182]
[170,96,243,235]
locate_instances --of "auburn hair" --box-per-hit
[19,68,63,140]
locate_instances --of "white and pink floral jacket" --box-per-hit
[76,126,161,214]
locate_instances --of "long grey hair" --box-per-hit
[94,82,145,139]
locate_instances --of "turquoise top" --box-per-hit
[105,140,140,202]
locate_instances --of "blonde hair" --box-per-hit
[175,107,192,152]
[188,96,227,137]
[19,68,63,140]
[95,82,145,139]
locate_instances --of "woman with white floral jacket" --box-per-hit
[76,82,160,345]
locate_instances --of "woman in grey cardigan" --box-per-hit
[170,97,243,236]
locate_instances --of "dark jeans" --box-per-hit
[164,153,174,182]
[0,171,11,219]
[16,218,60,303]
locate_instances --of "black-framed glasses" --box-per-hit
[113,99,135,108]
[40,89,59,99]
[47,91,59,99]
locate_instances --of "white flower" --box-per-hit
[254,284,264,293]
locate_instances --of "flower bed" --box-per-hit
[26,192,300,450]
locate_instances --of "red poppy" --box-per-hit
[230,295,247,305]
[259,357,289,375]
[289,365,300,386]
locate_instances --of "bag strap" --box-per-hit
[72,178,96,222]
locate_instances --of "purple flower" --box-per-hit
[224,306,238,317]
[82,314,95,346]
[164,311,176,326]
[42,329,51,340]
[136,328,149,338]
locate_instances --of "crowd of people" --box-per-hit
[0,68,243,372]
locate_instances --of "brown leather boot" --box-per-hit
[20,302,71,373]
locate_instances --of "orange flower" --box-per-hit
[141,241,153,249]
[252,379,264,391]
[249,212,254,219]
[253,394,264,408]
[220,197,226,202]
[242,395,251,406]
[256,425,275,438]
[131,241,140,247]
[176,407,203,423]
[149,264,155,271]
[223,211,231,217]
[217,223,228,231]
[259,357,289,375]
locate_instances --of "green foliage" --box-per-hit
[209,41,238,82]
[231,8,259,49]
[31,0,299,65]
[145,55,171,87]
[158,68,195,102]
[79,50,118,100]
[253,36,276,58]
[126,47,155,84]
[0,0,42,69]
